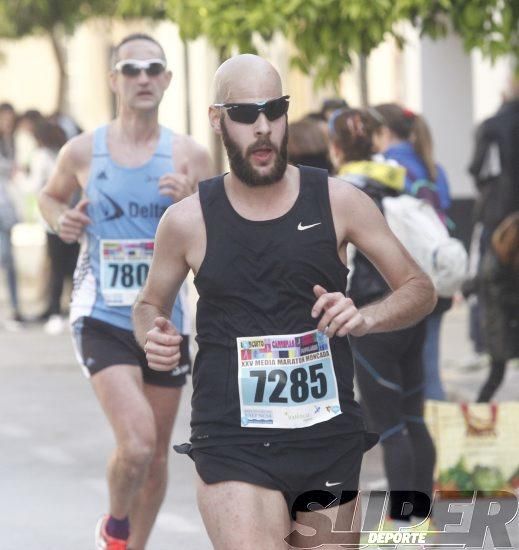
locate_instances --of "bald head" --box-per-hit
[213,54,283,104]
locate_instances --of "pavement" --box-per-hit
[1,289,518,548]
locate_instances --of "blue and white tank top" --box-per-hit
[70,125,189,333]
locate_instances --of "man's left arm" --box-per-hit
[188,140,215,189]
[159,137,215,201]
[314,179,436,337]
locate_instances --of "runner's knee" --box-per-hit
[146,449,169,479]
[118,432,157,469]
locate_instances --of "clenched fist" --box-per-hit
[158,160,194,202]
[311,284,371,338]
[144,317,183,371]
[56,198,91,243]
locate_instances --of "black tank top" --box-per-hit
[192,166,365,447]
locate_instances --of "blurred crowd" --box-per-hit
[286,92,519,406]
[285,92,519,524]
[0,103,82,334]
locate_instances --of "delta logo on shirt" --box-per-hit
[96,190,167,222]
[97,190,124,222]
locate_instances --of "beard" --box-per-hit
[221,117,288,187]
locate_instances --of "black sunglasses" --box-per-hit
[114,58,166,78]
[214,95,290,124]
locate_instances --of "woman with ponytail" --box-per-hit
[372,104,455,401]
[372,104,451,218]
[329,108,436,530]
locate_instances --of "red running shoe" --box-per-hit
[95,515,128,550]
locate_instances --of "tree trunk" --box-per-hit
[212,48,226,173]
[49,26,69,114]
[359,53,369,108]
[183,39,191,136]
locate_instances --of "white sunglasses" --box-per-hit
[113,58,166,77]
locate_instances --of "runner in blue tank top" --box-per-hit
[38,33,213,550]
[133,54,436,549]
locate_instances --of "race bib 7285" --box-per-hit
[237,330,342,429]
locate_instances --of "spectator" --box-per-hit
[288,117,333,171]
[371,104,451,213]
[0,102,23,326]
[15,109,44,172]
[48,112,83,140]
[329,107,436,528]
[28,119,79,333]
[469,76,519,244]
[463,212,519,401]
[466,77,519,369]
[372,104,454,400]
[321,97,349,120]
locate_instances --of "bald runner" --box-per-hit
[133,54,436,549]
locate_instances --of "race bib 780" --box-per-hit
[100,239,153,307]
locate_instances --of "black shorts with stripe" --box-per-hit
[72,316,191,388]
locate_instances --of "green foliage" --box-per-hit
[400,0,519,62]
[166,0,284,53]
[165,0,519,87]
[0,0,114,37]
[113,0,166,20]
[0,0,170,38]
[438,458,474,491]
[283,0,402,88]
[166,0,404,88]
[0,0,516,90]
[438,458,508,492]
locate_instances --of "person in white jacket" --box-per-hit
[28,119,79,333]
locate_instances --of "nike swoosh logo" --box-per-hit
[297,222,321,231]
[325,481,343,487]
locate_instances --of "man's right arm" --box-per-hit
[133,202,191,371]
[38,135,91,242]
[320,179,437,337]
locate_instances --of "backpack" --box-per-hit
[382,195,468,297]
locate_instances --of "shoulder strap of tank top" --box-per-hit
[298,165,328,190]
[154,126,173,162]
[298,164,337,243]
[92,126,109,158]
[198,175,226,251]
[199,175,225,211]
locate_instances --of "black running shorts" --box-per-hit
[72,316,191,388]
[176,431,378,519]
